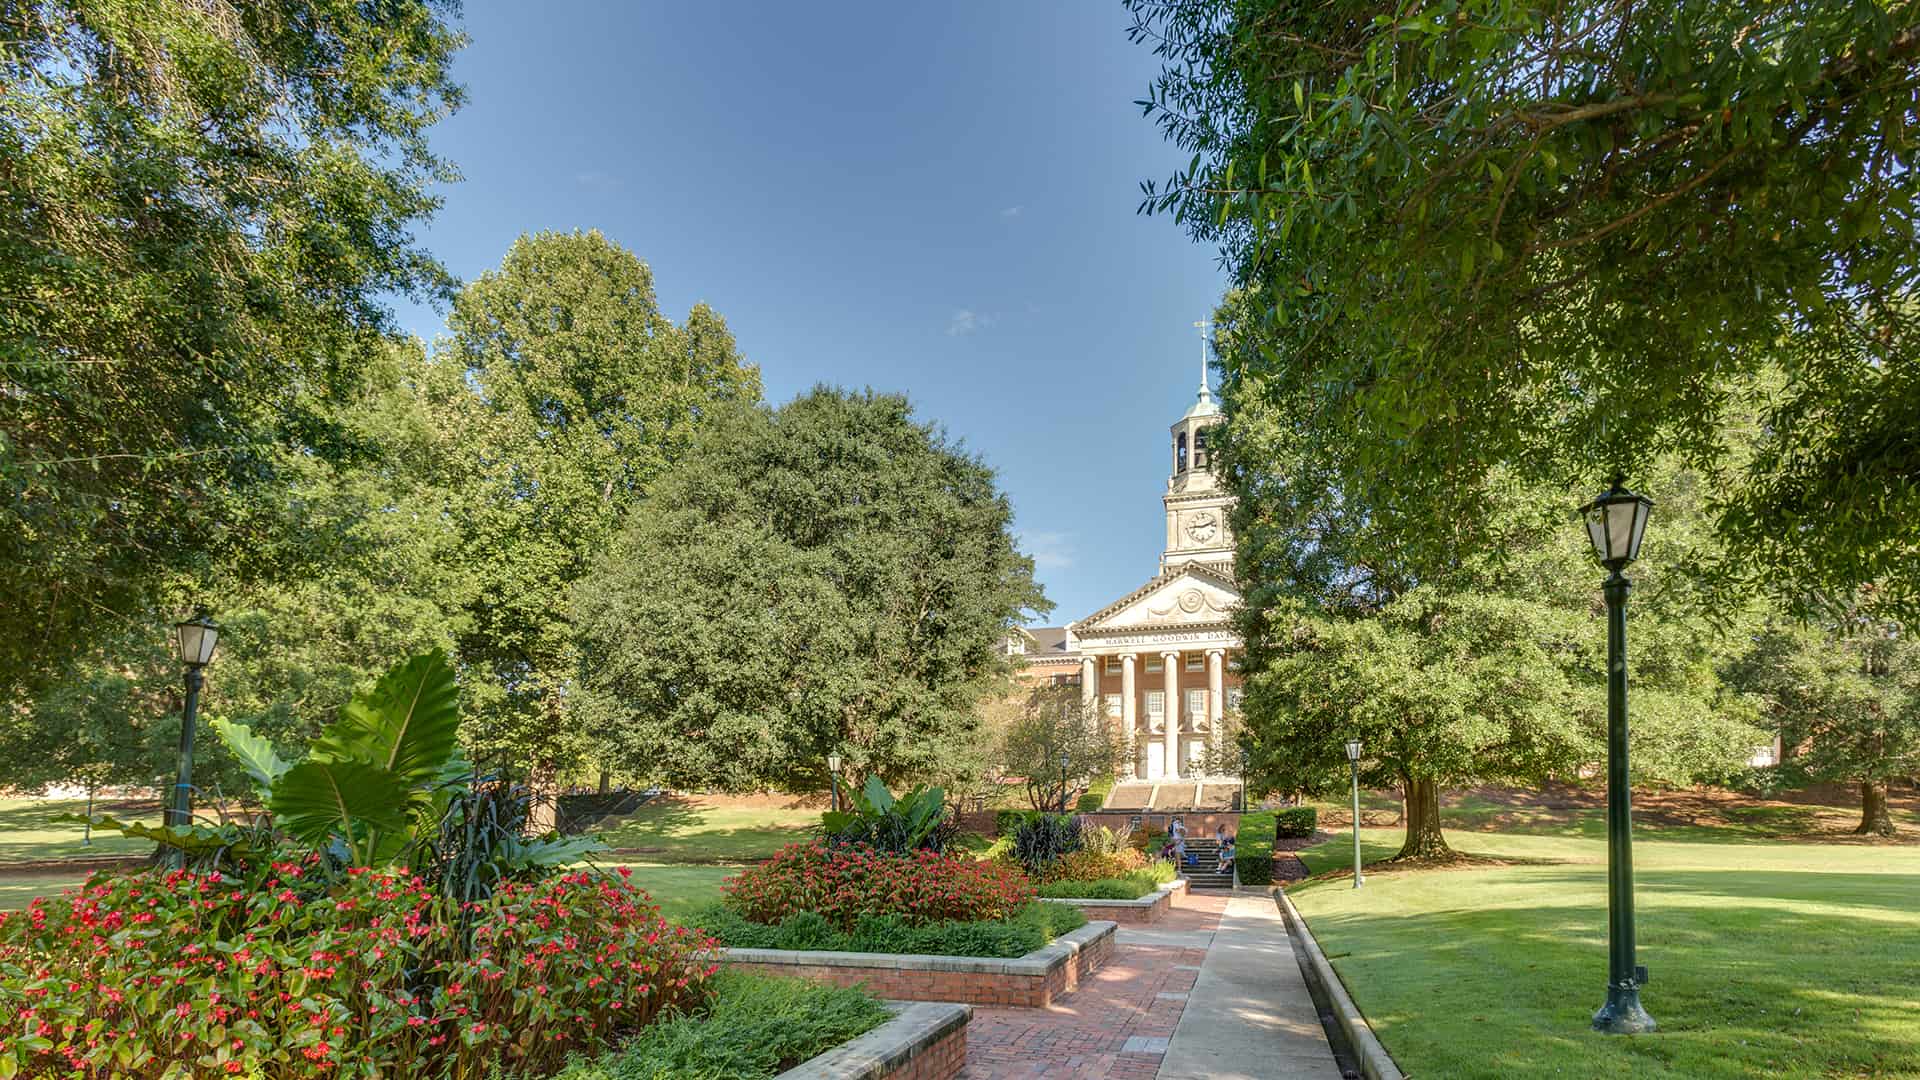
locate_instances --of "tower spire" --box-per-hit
[1192,319,1214,405]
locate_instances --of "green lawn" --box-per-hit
[1289,827,1920,1078]
[595,794,819,863]
[0,796,159,864]
[611,861,734,920]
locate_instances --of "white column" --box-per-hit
[1207,649,1226,777]
[1121,654,1138,779]
[1081,657,1098,715]
[1162,650,1181,779]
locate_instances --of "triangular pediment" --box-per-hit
[1078,565,1240,633]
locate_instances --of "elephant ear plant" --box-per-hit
[73,650,603,879]
[821,775,955,853]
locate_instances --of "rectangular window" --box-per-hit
[1105,656,1122,675]
[1146,691,1165,732]
[1186,688,1206,724]
[1185,653,1204,672]
[1104,694,1122,719]
[1145,656,1164,673]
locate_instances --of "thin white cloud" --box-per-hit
[575,170,621,191]
[1019,530,1075,572]
[947,309,999,336]
[999,205,1024,219]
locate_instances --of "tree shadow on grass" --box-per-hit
[595,794,820,864]
[1297,871,1920,1079]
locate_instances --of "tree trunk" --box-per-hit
[1395,775,1455,860]
[526,760,559,836]
[597,768,611,797]
[1856,779,1895,837]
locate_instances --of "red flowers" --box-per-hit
[722,841,1035,928]
[0,867,713,1078]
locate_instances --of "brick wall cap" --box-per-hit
[775,1001,971,1080]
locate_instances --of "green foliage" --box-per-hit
[1037,876,1151,900]
[1075,792,1106,812]
[1725,613,1920,835]
[552,973,890,1080]
[821,776,952,853]
[1011,813,1083,875]
[420,231,760,778]
[991,683,1131,811]
[1079,824,1129,856]
[1128,0,1920,617]
[1274,807,1317,839]
[1237,809,1276,886]
[1,0,465,688]
[995,808,1039,836]
[47,813,266,868]
[575,386,1046,792]
[691,900,1086,959]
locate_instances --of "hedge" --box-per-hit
[1237,809,1276,885]
[1275,806,1318,838]
[691,900,1087,959]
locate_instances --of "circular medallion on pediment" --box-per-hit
[1178,589,1205,613]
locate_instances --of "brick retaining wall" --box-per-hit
[776,1002,970,1080]
[1055,879,1188,925]
[722,921,1116,1009]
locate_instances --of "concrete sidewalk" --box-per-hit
[1157,894,1342,1079]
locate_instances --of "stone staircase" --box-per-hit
[1173,837,1235,890]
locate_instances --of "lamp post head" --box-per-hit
[1057,749,1071,771]
[1344,739,1362,763]
[1579,479,1654,571]
[827,753,842,774]
[174,612,221,668]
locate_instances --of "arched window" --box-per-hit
[1176,432,1188,473]
[1194,429,1209,470]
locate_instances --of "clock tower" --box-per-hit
[1161,372,1233,573]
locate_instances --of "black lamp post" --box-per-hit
[1344,739,1364,889]
[171,613,221,838]
[827,752,843,814]
[1580,479,1656,1035]
[1057,748,1072,813]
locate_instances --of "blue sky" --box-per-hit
[394,2,1226,622]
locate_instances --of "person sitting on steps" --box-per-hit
[1217,836,1236,875]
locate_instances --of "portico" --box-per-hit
[1009,362,1243,784]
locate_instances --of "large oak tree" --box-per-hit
[575,387,1047,793]
[1128,0,1920,618]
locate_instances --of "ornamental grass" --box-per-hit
[0,863,716,1079]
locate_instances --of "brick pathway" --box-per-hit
[958,893,1230,1079]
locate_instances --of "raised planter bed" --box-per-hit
[721,920,1117,1008]
[1050,878,1188,925]
[777,1001,970,1080]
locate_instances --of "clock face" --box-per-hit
[1185,511,1219,544]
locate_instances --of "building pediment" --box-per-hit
[1076,564,1240,636]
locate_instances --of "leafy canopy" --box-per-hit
[1128,0,1920,616]
[1,0,465,686]
[575,386,1047,792]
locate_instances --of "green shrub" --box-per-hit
[553,972,890,1080]
[1238,809,1276,885]
[1075,792,1105,812]
[821,776,954,853]
[995,808,1039,836]
[691,900,1086,959]
[1275,806,1318,838]
[1034,861,1175,900]
[1012,813,1082,873]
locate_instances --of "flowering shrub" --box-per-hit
[722,842,1033,928]
[0,864,715,1079]
[1036,848,1147,884]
